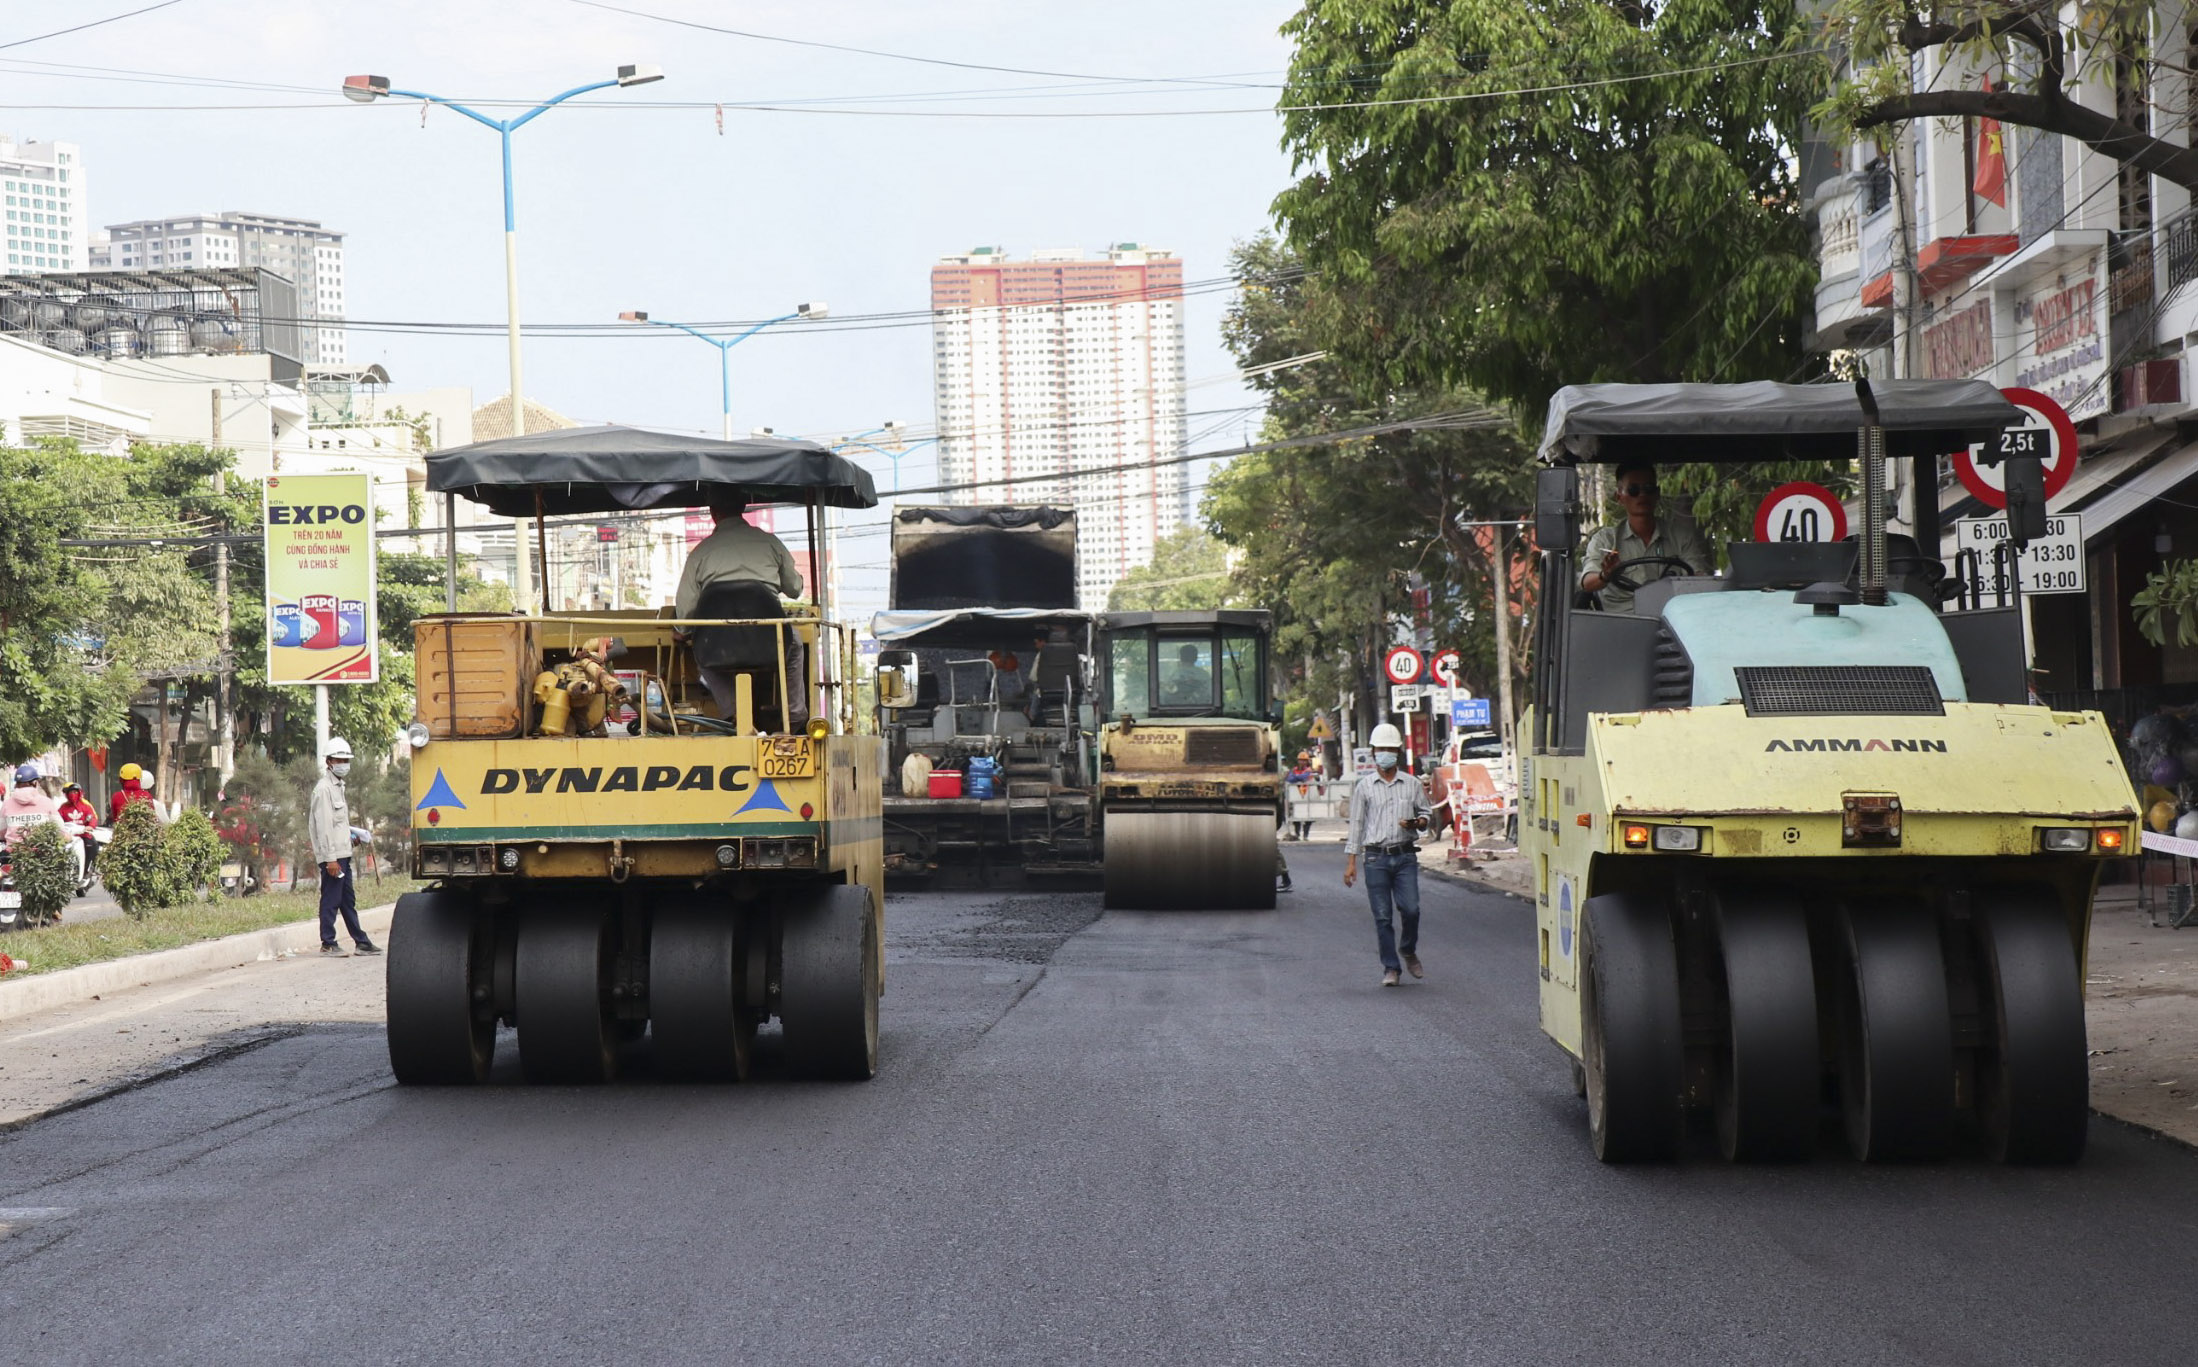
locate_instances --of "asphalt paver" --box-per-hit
[0,850,2193,1365]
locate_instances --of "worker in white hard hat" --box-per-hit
[309,736,378,956]
[1344,721,1434,986]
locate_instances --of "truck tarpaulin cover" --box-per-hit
[891,505,1077,611]
[425,425,878,515]
[1538,380,2020,466]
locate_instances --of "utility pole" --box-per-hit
[211,389,234,786]
[1488,523,1517,760]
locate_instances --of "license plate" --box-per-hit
[0,890,18,909]
[759,749,813,779]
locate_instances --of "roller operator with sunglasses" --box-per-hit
[1576,462,1712,613]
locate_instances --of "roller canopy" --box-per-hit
[425,424,878,514]
[1538,381,2021,466]
[871,607,1094,649]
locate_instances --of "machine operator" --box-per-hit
[675,492,807,725]
[1576,462,1712,613]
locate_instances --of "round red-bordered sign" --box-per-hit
[1952,387,2078,510]
[1429,649,1462,688]
[1383,646,1425,685]
[1753,481,1848,544]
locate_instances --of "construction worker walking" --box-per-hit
[1343,723,1433,986]
[310,737,379,956]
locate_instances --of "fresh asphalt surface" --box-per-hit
[0,847,2194,1365]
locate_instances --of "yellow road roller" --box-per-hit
[389,425,883,1085]
[1097,610,1284,910]
[1524,381,2135,1163]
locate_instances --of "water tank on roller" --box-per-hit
[45,327,87,355]
[145,314,188,355]
[95,325,140,358]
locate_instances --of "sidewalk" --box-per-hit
[1423,848,2198,1150]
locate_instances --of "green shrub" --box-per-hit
[163,807,224,904]
[103,800,169,920]
[11,818,75,927]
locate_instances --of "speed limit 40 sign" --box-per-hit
[1754,481,1848,543]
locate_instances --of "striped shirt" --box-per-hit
[1346,770,1433,856]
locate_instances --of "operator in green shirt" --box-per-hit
[1576,462,1712,613]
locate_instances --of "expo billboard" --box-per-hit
[263,472,378,685]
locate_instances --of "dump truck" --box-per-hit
[387,425,884,1085]
[1096,610,1284,910]
[1523,380,2134,1164]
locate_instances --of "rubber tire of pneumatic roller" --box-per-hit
[1974,887,2089,1164]
[779,883,879,1081]
[1579,892,1685,1163]
[1711,891,1820,1161]
[515,907,621,1084]
[1103,811,1277,911]
[1836,904,1954,1161]
[650,898,752,1082]
[386,889,495,1085]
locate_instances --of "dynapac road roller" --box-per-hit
[1097,610,1284,909]
[388,425,883,1085]
[1524,381,2134,1163]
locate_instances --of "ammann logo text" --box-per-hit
[480,764,754,795]
[1763,739,1948,753]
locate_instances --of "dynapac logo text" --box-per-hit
[480,764,754,795]
[1763,739,1948,753]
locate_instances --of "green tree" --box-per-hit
[1208,236,1536,727]
[10,820,76,927]
[162,808,226,904]
[1273,0,1826,411]
[102,800,170,919]
[1109,527,1239,610]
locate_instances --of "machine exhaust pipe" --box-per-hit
[1855,379,1888,607]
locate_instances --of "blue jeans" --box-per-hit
[1361,849,1421,972]
[319,856,364,946]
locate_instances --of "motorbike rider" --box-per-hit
[58,781,99,887]
[108,763,155,825]
[4,763,68,874]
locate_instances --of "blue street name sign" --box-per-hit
[1451,698,1491,728]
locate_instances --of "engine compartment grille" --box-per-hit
[1185,729,1263,766]
[1735,665,1944,717]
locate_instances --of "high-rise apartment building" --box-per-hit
[91,212,346,363]
[0,139,87,276]
[931,244,1187,607]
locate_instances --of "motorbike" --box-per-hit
[0,850,17,932]
[66,820,105,898]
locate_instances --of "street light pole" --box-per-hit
[344,65,664,611]
[618,304,828,440]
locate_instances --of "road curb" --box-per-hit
[1421,860,1531,902]
[0,900,398,1025]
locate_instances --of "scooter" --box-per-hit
[65,820,106,898]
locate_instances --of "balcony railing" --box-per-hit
[2165,209,2198,292]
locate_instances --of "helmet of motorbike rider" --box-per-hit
[118,762,142,784]
[13,762,39,786]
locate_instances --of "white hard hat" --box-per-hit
[140,771,156,791]
[1369,723,1404,748]
[321,736,354,761]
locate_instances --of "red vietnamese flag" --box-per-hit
[1975,76,2007,207]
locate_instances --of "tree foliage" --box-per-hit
[1109,527,1239,610]
[1818,0,2198,191]
[1273,0,1827,414]
[1207,236,1536,719]
[102,800,169,920]
[10,820,75,927]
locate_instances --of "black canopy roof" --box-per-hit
[1538,381,2021,466]
[424,424,878,515]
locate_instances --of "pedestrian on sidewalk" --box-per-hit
[1343,723,1433,987]
[1285,752,1317,841]
[310,737,379,957]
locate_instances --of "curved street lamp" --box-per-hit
[617,304,828,440]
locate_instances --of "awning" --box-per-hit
[2073,443,2198,541]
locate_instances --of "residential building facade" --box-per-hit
[1811,32,2198,708]
[91,212,346,364]
[0,138,87,275]
[930,244,1188,607]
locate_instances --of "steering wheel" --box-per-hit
[1605,554,1697,593]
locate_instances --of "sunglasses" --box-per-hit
[1619,482,1660,497]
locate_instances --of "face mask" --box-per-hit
[330,762,351,779]
[1374,751,1400,772]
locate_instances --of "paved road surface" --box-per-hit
[0,848,2193,1365]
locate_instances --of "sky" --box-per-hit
[9,0,1303,615]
